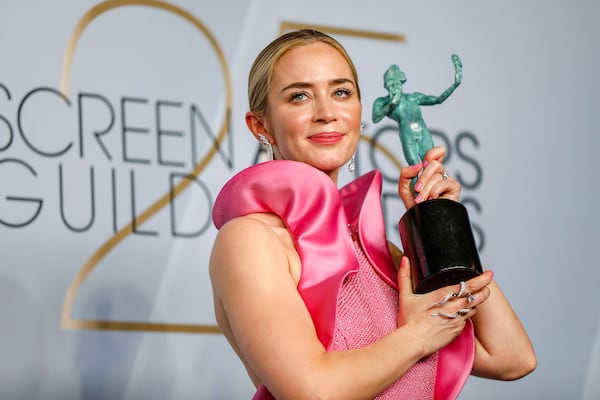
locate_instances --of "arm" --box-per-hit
[371,96,396,123]
[471,278,537,380]
[417,54,463,106]
[397,147,536,380]
[210,215,479,400]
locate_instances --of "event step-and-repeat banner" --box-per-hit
[2,1,599,399]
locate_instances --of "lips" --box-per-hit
[308,132,344,144]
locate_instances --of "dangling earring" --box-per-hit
[348,123,364,173]
[348,153,356,173]
[257,134,273,161]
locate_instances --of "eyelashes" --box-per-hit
[290,92,308,102]
[288,87,354,103]
[334,88,353,97]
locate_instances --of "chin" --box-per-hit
[311,157,345,168]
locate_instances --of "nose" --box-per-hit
[313,97,337,123]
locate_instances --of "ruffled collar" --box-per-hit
[213,160,397,346]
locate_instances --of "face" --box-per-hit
[261,42,362,181]
[385,71,405,97]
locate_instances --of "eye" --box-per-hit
[333,88,353,98]
[290,92,308,102]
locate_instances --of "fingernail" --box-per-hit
[415,194,422,203]
[412,163,422,170]
[401,257,409,269]
[414,182,423,191]
[423,160,429,168]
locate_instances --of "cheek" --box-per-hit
[343,104,363,128]
[273,110,309,136]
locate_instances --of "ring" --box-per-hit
[431,308,472,319]
[431,311,459,319]
[441,170,449,180]
[428,291,455,309]
[467,294,476,303]
[427,282,467,309]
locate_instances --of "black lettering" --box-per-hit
[121,97,150,164]
[59,163,95,232]
[455,131,482,189]
[129,169,157,236]
[0,158,43,227]
[190,104,233,169]
[111,168,118,233]
[471,223,485,253]
[156,100,185,168]
[78,92,115,160]
[0,84,13,152]
[169,173,212,237]
[17,87,73,157]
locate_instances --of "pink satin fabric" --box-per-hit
[213,160,474,399]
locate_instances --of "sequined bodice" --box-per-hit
[331,238,437,399]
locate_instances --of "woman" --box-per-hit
[210,29,535,400]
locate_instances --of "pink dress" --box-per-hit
[213,160,474,400]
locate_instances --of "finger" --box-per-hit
[400,162,422,179]
[464,270,494,293]
[461,286,491,307]
[423,146,446,164]
[431,307,473,319]
[398,163,422,208]
[413,160,445,202]
[428,177,461,201]
[397,256,415,297]
[428,281,464,308]
[429,276,488,309]
[416,147,447,194]
[415,162,462,202]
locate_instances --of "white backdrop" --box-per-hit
[1,0,599,399]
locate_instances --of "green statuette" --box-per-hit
[372,54,462,168]
[371,55,482,294]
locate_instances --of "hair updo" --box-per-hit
[247,29,361,119]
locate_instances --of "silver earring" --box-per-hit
[258,134,273,161]
[348,153,356,173]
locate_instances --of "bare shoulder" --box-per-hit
[213,214,279,247]
[210,215,283,273]
[210,213,301,290]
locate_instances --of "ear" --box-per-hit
[245,111,273,143]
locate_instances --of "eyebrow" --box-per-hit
[279,78,355,94]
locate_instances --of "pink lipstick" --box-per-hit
[308,132,343,144]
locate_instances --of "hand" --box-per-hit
[397,146,461,209]
[397,256,493,356]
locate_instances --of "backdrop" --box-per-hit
[1,0,599,399]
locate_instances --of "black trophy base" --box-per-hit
[399,198,483,294]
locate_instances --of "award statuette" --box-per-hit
[371,54,483,294]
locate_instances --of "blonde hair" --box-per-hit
[248,29,361,119]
